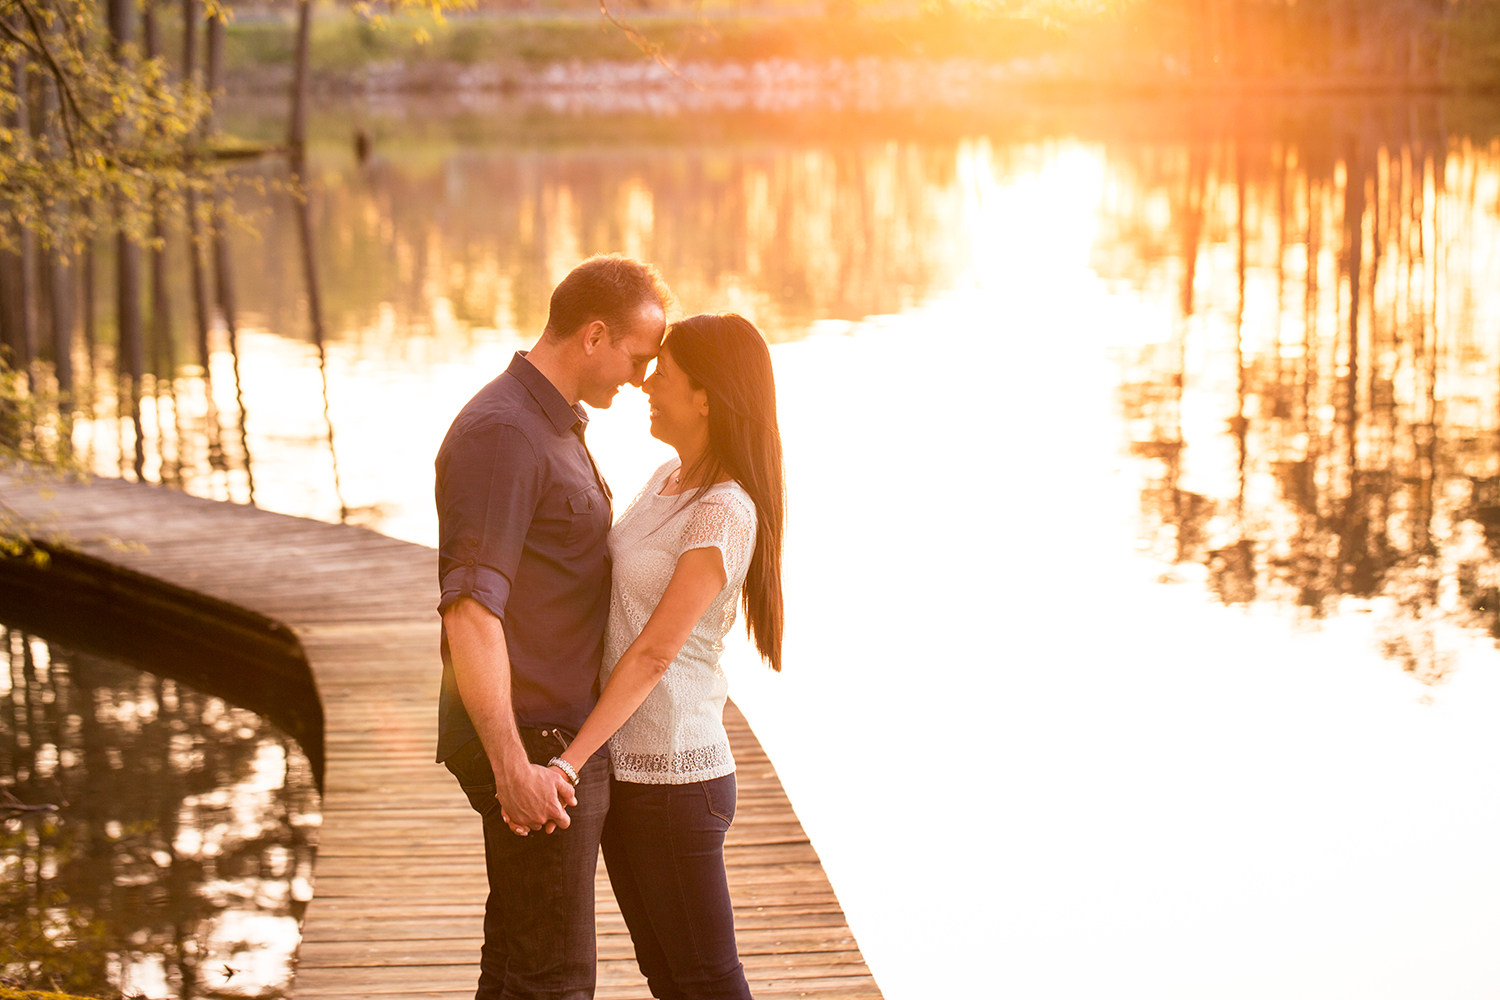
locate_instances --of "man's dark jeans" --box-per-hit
[601,773,751,1000]
[445,732,609,1000]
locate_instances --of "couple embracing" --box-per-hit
[434,254,784,1000]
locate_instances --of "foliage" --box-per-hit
[0,0,220,257]
[219,8,1062,72]
[1445,0,1500,88]
[0,987,120,1000]
[0,361,75,469]
[206,0,1500,89]
[1,633,319,1000]
[0,863,118,998]
[0,0,473,259]
[0,358,78,565]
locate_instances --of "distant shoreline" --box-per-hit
[221,10,1499,104]
[229,55,1477,106]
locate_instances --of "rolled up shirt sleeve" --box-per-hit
[436,422,541,622]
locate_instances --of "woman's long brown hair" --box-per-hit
[667,313,785,672]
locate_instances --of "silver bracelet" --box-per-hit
[548,756,580,786]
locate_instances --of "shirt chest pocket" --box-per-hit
[564,484,609,546]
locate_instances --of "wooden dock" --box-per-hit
[0,471,882,1000]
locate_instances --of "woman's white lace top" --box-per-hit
[602,460,757,784]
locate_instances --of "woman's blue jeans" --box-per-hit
[601,773,752,1000]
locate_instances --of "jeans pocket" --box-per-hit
[519,726,571,765]
[446,739,500,818]
[460,781,501,818]
[701,775,736,826]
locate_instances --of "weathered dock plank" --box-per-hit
[0,471,882,1000]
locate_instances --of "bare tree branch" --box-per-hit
[0,9,46,57]
[598,0,703,91]
[0,789,60,814]
[6,0,88,163]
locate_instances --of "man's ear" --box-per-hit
[581,320,608,355]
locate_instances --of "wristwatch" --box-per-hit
[548,756,580,786]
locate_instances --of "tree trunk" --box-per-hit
[38,68,73,400]
[290,152,346,520]
[117,234,145,479]
[142,0,176,474]
[202,5,238,482]
[289,0,314,150]
[107,0,146,479]
[182,0,212,374]
[183,0,200,90]
[149,205,174,382]
[10,46,39,379]
[1437,0,1452,84]
[107,0,132,58]
[0,246,19,368]
[206,12,223,131]
[208,4,251,500]
[81,204,97,407]
[212,207,254,504]
[47,256,73,400]
[17,235,38,383]
[142,0,160,68]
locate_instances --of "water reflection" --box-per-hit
[72,127,973,519]
[61,100,1500,681]
[1099,109,1500,683]
[211,141,965,362]
[0,624,319,998]
[24,98,1500,999]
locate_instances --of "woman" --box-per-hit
[548,312,784,999]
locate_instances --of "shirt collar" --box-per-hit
[508,351,586,436]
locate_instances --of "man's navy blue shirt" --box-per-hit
[434,352,612,763]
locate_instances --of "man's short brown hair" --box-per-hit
[543,254,674,344]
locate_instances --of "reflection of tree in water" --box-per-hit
[231,142,968,344]
[0,625,319,998]
[1102,102,1500,683]
[68,136,971,518]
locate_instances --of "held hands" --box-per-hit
[496,762,576,837]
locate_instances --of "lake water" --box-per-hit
[64,95,1500,998]
[0,623,319,998]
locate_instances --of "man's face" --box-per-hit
[579,300,666,409]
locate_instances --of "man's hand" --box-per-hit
[444,599,577,836]
[497,762,576,836]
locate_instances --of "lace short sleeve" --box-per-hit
[679,488,757,582]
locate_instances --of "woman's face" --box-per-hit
[643,345,709,449]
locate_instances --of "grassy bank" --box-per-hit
[222,8,1062,74]
[213,2,1500,90]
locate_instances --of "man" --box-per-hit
[435,254,671,999]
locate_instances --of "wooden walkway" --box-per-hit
[0,471,882,1000]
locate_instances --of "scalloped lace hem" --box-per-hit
[610,742,737,784]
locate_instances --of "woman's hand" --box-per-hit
[500,763,575,836]
[501,804,557,837]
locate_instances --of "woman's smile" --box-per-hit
[643,346,709,448]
